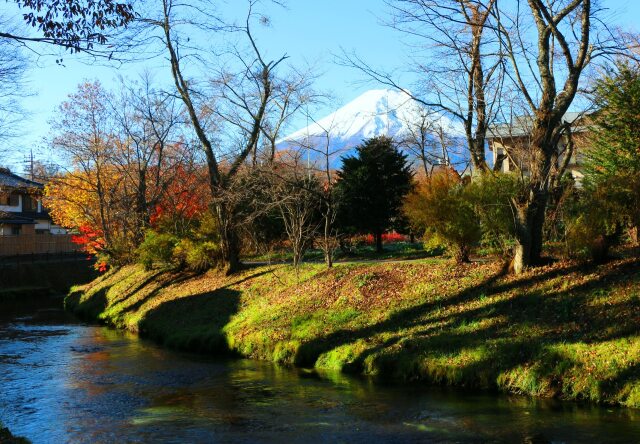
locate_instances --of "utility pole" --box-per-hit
[22,149,34,180]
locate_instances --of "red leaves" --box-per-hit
[71,224,106,255]
[150,165,210,229]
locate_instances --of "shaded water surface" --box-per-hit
[0,304,639,443]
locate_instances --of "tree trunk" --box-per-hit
[455,244,471,264]
[135,169,148,244]
[510,117,556,274]
[323,213,333,268]
[215,204,241,275]
[375,230,383,254]
[512,201,532,275]
[629,226,639,247]
[512,188,549,273]
[529,191,548,263]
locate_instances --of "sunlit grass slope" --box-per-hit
[66,256,640,407]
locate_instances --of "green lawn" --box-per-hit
[243,241,441,263]
[66,255,640,408]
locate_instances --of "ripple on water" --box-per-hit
[1,314,640,444]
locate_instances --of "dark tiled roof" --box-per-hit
[0,168,44,190]
[0,211,36,225]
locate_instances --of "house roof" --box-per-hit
[0,211,36,225]
[0,168,44,190]
[488,112,588,140]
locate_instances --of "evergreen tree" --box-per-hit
[583,61,640,241]
[586,62,640,180]
[335,136,412,253]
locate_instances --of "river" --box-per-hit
[0,301,638,443]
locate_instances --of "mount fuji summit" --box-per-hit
[278,89,462,164]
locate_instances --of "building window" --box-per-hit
[11,226,21,235]
[1,193,19,206]
[23,195,35,211]
[8,193,19,206]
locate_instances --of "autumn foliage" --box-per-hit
[403,169,480,263]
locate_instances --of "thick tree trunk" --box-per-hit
[215,204,241,275]
[512,184,551,274]
[134,169,148,244]
[529,191,548,263]
[510,118,556,274]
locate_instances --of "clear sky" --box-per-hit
[4,0,640,170]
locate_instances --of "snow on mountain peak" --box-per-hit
[281,89,420,150]
[278,88,464,159]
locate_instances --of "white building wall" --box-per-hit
[0,194,22,213]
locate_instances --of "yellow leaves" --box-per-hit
[44,167,122,230]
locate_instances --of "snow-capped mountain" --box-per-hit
[278,88,465,166]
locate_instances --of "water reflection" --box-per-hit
[0,307,638,443]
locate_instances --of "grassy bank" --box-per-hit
[66,256,640,407]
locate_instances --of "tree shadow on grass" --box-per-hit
[131,268,276,354]
[117,272,199,315]
[65,285,109,320]
[137,287,241,355]
[294,257,640,401]
[107,269,167,306]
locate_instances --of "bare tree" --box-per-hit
[492,0,632,273]
[260,68,319,164]
[0,16,29,147]
[111,74,186,241]
[398,104,468,176]
[266,150,321,272]
[290,110,346,268]
[141,0,294,273]
[344,0,504,174]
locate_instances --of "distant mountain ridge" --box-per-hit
[278,89,466,167]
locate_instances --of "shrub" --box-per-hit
[565,180,625,263]
[174,239,222,272]
[171,212,223,272]
[137,230,178,270]
[403,170,480,263]
[466,173,520,257]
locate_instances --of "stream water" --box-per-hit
[0,302,638,443]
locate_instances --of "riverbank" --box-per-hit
[0,257,97,297]
[66,256,640,408]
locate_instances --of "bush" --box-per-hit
[467,173,520,257]
[170,212,223,272]
[565,181,624,263]
[174,239,222,272]
[403,169,480,263]
[137,230,178,270]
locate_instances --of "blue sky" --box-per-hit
[6,0,640,170]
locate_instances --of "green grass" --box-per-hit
[243,242,441,263]
[66,255,640,408]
